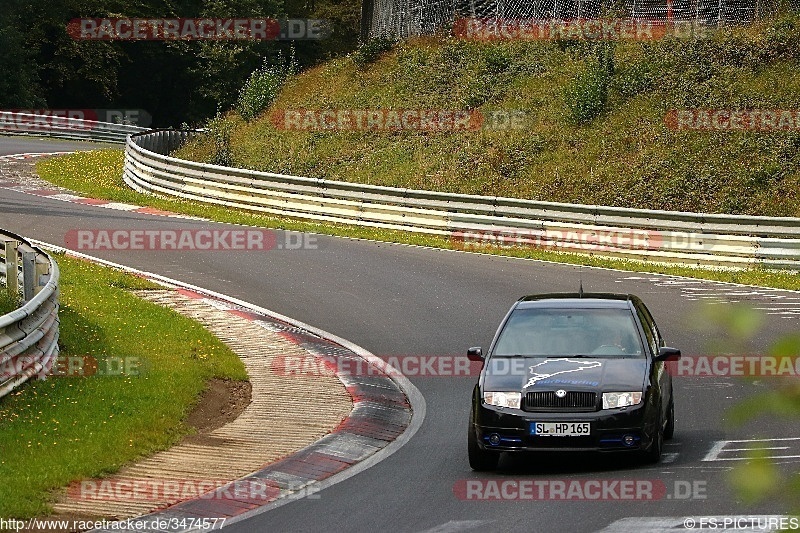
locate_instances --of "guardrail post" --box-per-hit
[5,240,18,298]
[35,255,49,295]
[22,251,35,301]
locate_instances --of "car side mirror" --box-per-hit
[467,347,484,361]
[655,347,681,362]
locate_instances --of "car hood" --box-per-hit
[483,356,647,392]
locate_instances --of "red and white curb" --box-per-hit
[0,152,202,220]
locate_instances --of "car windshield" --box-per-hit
[492,307,644,358]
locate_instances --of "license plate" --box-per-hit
[531,422,590,436]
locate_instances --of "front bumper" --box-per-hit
[472,401,656,453]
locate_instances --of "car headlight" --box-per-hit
[483,391,522,409]
[602,392,643,409]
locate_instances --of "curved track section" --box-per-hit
[1,137,797,532]
[30,246,424,529]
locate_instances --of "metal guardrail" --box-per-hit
[0,112,146,144]
[0,230,60,399]
[124,129,800,269]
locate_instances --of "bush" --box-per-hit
[236,51,297,121]
[206,113,236,167]
[352,36,397,69]
[481,45,513,75]
[564,65,610,125]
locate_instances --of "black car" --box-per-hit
[467,293,681,470]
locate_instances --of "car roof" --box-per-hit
[515,293,638,310]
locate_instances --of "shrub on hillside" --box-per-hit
[206,113,236,167]
[352,36,398,69]
[236,52,297,121]
[564,65,610,125]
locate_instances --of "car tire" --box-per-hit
[468,425,499,471]
[664,398,675,440]
[642,418,664,464]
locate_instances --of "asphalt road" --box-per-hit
[2,136,797,532]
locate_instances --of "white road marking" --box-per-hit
[710,454,800,461]
[47,193,86,201]
[620,274,800,319]
[100,202,142,211]
[723,446,790,452]
[703,441,728,462]
[703,437,800,462]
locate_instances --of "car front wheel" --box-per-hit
[642,418,664,464]
[664,398,675,440]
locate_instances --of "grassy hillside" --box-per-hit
[175,18,800,216]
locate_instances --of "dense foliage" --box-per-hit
[0,0,360,126]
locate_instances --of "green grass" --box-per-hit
[35,150,800,292]
[0,255,247,518]
[175,17,800,217]
[0,291,20,315]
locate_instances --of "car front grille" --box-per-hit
[523,391,598,412]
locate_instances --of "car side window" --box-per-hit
[635,307,658,356]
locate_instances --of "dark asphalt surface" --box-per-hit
[0,135,118,155]
[1,136,797,532]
